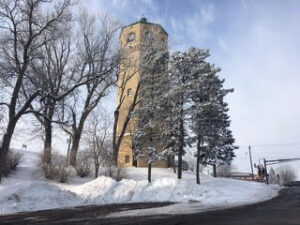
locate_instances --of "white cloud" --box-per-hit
[9,0,300,169]
[217,38,228,53]
[200,3,215,24]
[222,20,300,146]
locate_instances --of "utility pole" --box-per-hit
[248,145,254,180]
[264,158,269,185]
[262,157,300,185]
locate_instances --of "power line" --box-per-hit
[238,142,300,148]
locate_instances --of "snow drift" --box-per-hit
[0,151,280,215]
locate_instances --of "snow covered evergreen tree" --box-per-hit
[188,47,237,183]
[268,167,278,184]
[166,50,198,179]
[134,45,237,183]
[133,41,169,183]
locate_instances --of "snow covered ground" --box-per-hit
[0,150,280,216]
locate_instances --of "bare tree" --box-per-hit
[185,152,197,172]
[0,106,5,137]
[60,12,119,167]
[217,163,232,177]
[24,13,119,164]
[75,152,91,177]
[23,31,73,164]
[85,110,112,178]
[0,0,72,181]
[112,67,140,166]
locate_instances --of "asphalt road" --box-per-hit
[0,187,299,225]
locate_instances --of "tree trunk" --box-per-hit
[177,116,184,179]
[213,164,217,177]
[173,165,177,174]
[112,84,140,168]
[66,137,72,165]
[95,163,99,178]
[69,134,81,167]
[43,120,52,164]
[148,162,152,183]
[0,119,17,182]
[112,110,119,166]
[178,147,183,179]
[177,73,186,180]
[0,125,15,158]
[196,139,201,185]
[38,104,55,165]
[133,158,137,167]
[69,111,87,168]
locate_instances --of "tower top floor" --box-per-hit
[122,17,168,35]
[120,18,168,48]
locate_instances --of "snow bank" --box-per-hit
[0,175,279,215]
[0,182,82,214]
[68,175,279,205]
[0,150,280,215]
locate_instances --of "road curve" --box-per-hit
[0,187,299,225]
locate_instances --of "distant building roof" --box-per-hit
[228,172,253,177]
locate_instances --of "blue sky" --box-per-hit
[12,0,300,172]
[83,0,300,147]
[81,0,300,170]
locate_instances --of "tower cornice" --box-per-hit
[121,17,168,36]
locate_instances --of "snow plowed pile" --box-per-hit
[0,175,279,215]
[0,182,81,214]
[70,176,278,204]
[0,151,280,215]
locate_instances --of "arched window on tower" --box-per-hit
[127,32,136,43]
[145,31,153,42]
[127,88,132,96]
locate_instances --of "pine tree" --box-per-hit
[165,47,212,179]
[269,167,277,184]
[133,42,168,183]
[188,48,237,183]
[166,49,198,179]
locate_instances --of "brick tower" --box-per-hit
[116,18,172,168]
